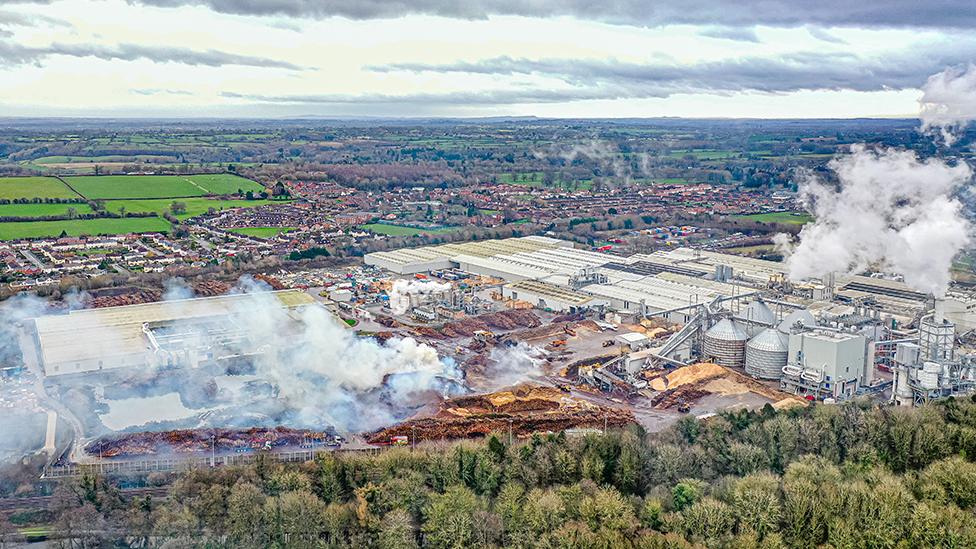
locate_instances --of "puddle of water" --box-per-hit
[100,393,198,430]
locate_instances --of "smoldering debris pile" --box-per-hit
[366,384,634,444]
[85,427,336,459]
[440,309,542,338]
[83,281,233,308]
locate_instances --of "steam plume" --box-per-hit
[920,64,976,146]
[388,279,451,315]
[778,145,972,297]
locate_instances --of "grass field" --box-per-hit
[229,226,294,238]
[187,174,265,195]
[652,177,703,185]
[667,149,738,160]
[496,172,592,190]
[0,176,80,199]
[102,197,282,220]
[0,203,94,217]
[33,154,174,164]
[359,223,458,236]
[0,217,171,240]
[736,211,813,224]
[64,174,264,199]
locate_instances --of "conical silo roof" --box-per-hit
[705,318,749,342]
[735,300,776,325]
[777,309,816,333]
[747,328,789,353]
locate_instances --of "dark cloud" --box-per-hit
[128,0,976,30]
[0,41,304,69]
[368,44,976,97]
[699,27,760,43]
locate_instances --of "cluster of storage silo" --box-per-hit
[703,301,817,381]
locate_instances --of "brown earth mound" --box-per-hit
[366,383,634,444]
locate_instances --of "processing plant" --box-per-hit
[23,290,316,377]
[367,237,976,406]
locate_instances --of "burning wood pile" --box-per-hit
[366,384,634,444]
[85,426,336,459]
[436,309,542,338]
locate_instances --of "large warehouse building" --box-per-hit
[28,290,315,377]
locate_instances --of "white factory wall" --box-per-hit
[787,331,866,398]
[45,352,146,377]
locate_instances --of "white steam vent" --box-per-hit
[777,145,971,298]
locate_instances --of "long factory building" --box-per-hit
[26,290,316,377]
[366,238,772,319]
[366,237,976,328]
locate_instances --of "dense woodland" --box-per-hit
[8,398,976,547]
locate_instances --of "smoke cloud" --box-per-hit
[223,284,462,430]
[388,279,451,315]
[778,145,972,297]
[920,64,976,146]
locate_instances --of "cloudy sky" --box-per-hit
[1,0,974,118]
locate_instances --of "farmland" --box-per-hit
[0,176,80,199]
[0,217,171,240]
[63,174,264,199]
[0,203,94,217]
[102,197,283,220]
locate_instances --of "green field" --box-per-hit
[0,176,80,199]
[496,172,593,190]
[64,174,265,199]
[32,154,174,164]
[0,203,94,217]
[736,211,813,224]
[102,197,282,220]
[0,217,171,240]
[667,149,737,160]
[359,223,457,236]
[186,173,265,195]
[229,226,295,238]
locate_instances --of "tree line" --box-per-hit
[8,397,976,547]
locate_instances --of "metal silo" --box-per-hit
[778,309,817,333]
[703,318,749,368]
[735,300,777,336]
[745,328,789,380]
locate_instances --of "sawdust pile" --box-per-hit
[648,362,806,410]
[649,362,726,391]
[367,384,634,443]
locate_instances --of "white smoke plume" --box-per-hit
[920,64,976,146]
[224,285,462,430]
[388,279,451,315]
[534,139,650,187]
[778,145,972,297]
[162,277,195,301]
[482,342,546,390]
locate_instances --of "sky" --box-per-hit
[0,0,974,118]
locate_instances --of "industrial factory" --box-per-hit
[365,237,976,407]
[24,290,317,377]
